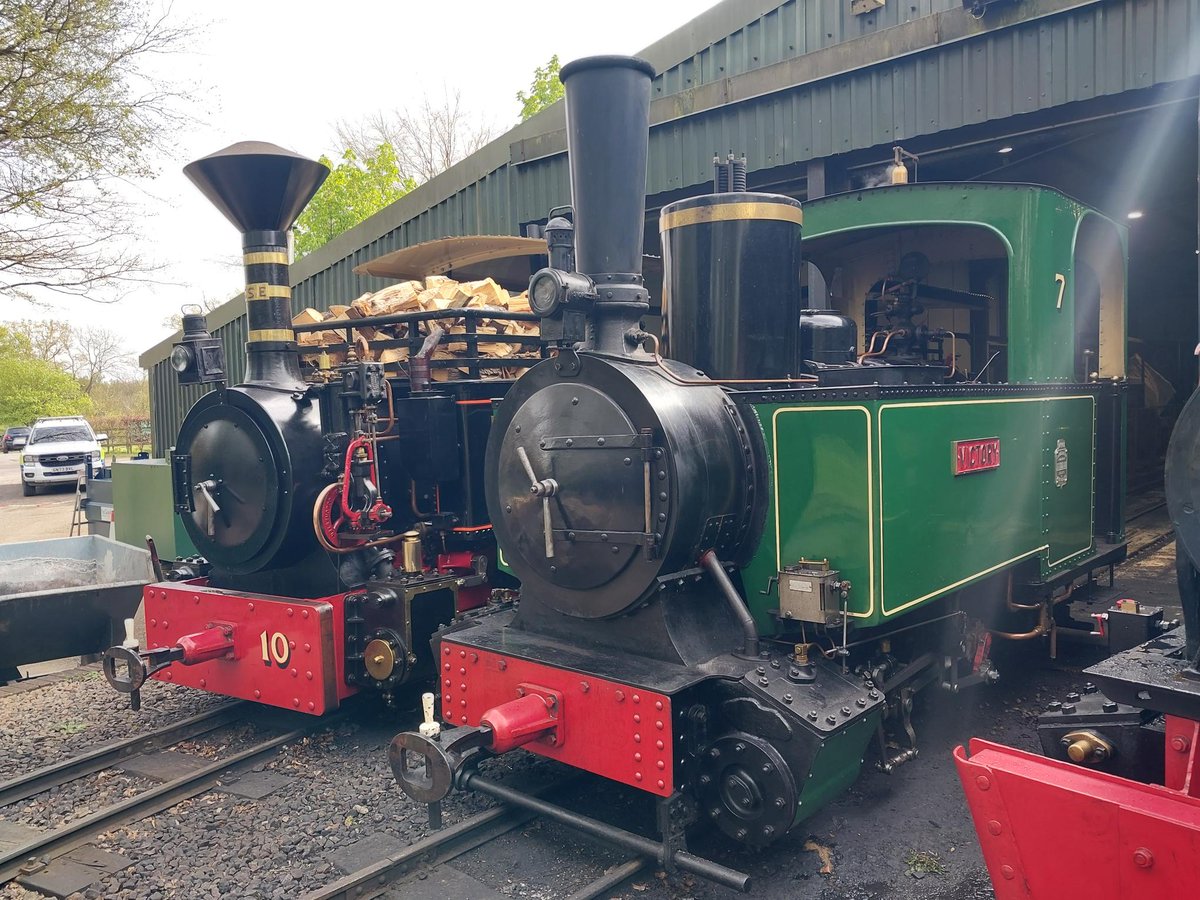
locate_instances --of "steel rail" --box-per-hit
[0,720,309,886]
[463,773,752,892]
[302,780,652,900]
[1125,528,1175,563]
[0,702,245,808]
[299,803,539,900]
[564,858,649,900]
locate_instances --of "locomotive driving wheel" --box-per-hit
[696,733,797,847]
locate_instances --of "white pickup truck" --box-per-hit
[20,416,107,496]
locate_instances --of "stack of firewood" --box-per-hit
[294,276,539,380]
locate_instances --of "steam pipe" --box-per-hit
[700,550,760,657]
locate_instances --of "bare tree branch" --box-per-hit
[336,88,494,185]
[0,0,198,300]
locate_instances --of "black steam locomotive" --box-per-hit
[102,48,1132,892]
[103,143,524,713]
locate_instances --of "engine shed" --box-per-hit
[143,0,1198,497]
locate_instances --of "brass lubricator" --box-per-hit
[400,531,422,573]
[1061,730,1114,766]
[789,643,816,683]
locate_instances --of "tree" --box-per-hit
[6,319,134,393]
[70,326,134,394]
[293,144,416,258]
[0,323,31,357]
[91,375,149,419]
[336,90,494,185]
[0,0,193,299]
[0,326,91,424]
[517,55,564,121]
[9,319,72,365]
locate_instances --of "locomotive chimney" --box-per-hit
[559,55,655,354]
[184,142,329,387]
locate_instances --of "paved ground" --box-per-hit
[0,453,80,544]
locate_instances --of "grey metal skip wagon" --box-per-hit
[0,536,151,678]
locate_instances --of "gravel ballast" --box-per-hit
[0,672,228,780]
[0,537,1180,899]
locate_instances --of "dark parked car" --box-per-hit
[2,427,29,453]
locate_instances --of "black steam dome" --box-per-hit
[183,141,328,235]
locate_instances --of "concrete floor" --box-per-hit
[0,453,81,544]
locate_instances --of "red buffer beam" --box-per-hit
[954,738,1200,899]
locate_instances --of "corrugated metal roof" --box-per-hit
[147,0,1200,453]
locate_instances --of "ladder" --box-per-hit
[69,472,87,536]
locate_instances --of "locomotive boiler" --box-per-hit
[390,55,1129,887]
[102,142,520,713]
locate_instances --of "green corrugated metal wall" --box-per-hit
[148,0,1200,454]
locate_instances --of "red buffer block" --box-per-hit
[440,640,675,796]
[143,583,353,714]
[481,691,560,753]
[954,738,1200,898]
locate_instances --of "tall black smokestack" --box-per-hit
[184,142,329,386]
[559,55,655,354]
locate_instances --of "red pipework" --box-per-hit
[176,626,235,665]
[481,689,560,753]
[341,437,392,528]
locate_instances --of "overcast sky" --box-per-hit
[3,0,719,363]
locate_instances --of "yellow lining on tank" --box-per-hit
[876,395,1095,616]
[248,328,295,342]
[660,202,803,233]
[243,251,288,266]
[771,405,874,619]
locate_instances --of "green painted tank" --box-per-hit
[736,182,1128,632]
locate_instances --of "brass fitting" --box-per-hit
[1061,730,1114,766]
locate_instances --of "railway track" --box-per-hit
[0,701,244,807]
[0,704,322,887]
[302,778,654,900]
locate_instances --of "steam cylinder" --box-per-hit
[660,193,803,380]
